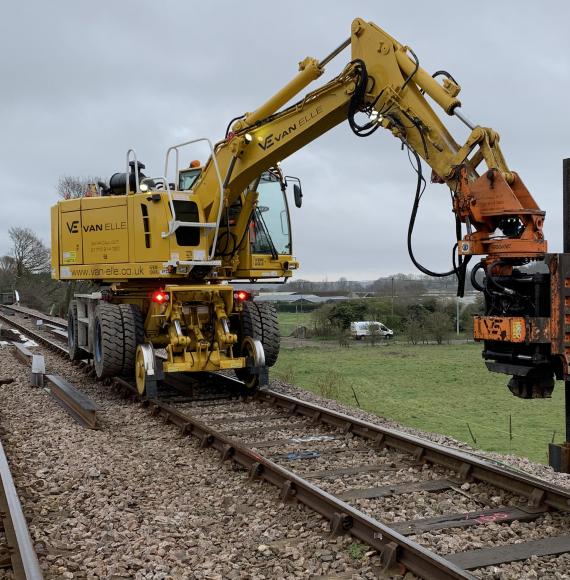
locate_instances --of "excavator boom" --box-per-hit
[189,18,555,396]
[191,19,545,267]
[51,18,565,402]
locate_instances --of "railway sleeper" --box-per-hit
[6,311,570,578]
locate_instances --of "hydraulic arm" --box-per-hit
[189,18,558,397]
[52,17,565,400]
[193,19,546,270]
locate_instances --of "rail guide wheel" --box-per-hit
[135,343,160,398]
[235,336,266,392]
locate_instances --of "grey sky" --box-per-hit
[1,1,568,281]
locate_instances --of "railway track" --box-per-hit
[1,305,68,330]
[1,306,68,353]
[0,314,45,579]
[0,438,43,579]
[3,306,570,578]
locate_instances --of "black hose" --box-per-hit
[346,60,383,137]
[345,57,463,288]
[486,264,516,297]
[216,229,237,257]
[401,47,420,94]
[432,70,459,84]
[420,70,459,96]
[406,146,457,278]
[225,115,245,138]
[230,210,255,257]
[452,242,471,298]
[470,261,486,292]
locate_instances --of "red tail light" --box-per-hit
[234,290,251,302]
[151,290,170,303]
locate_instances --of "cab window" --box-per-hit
[250,172,291,255]
[179,168,201,191]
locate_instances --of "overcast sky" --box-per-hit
[1,1,569,281]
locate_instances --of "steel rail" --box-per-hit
[45,375,98,429]
[188,371,570,512]
[109,381,470,580]
[0,314,100,426]
[5,311,570,576]
[0,438,43,579]
[0,313,68,356]
[1,305,67,329]
[254,388,570,512]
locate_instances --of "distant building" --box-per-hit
[255,293,348,304]
[423,289,480,305]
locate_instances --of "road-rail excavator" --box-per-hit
[51,18,565,401]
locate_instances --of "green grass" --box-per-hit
[273,342,564,464]
[348,543,366,560]
[277,311,313,336]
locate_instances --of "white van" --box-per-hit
[350,321,393,340]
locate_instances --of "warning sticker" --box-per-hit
[511,320,523,340]
[62,251,77,264]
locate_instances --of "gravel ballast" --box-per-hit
[0,344,388,579]
[266,380,570,578]
[5,309,570,578]
[268,377,570,490]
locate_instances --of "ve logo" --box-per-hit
[67,220,79,234]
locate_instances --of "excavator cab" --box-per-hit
[178,163,202,191]
[250,171,292,256]
[230,169,298,279]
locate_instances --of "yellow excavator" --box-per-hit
[52,18,564,401]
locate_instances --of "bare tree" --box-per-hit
[0,256,15,276]
[405,316,425,345]
[311,303,334,337]
[0,256,16,289]
[57,175,102,199]
[9,227,50,277]
[426,310,452,344]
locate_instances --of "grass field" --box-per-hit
[272,341,565,464]
[277,311,313,336]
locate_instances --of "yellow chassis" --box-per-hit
[141,283,249,374]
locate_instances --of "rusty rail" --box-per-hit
[1,305,67,329]
[130,390,472,579]
[0,313,68,357]
[0,439,43,578]
[45,375,98,429]
[253,387,570,512]
[1,316,97,429]
[4,311,570,576]
[12,343,34,365]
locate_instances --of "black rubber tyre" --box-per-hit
[119,303,145,375]
[234,301,280,390]
[67,300,88,361]
[93,302,124,378]
[239,301,280,367]
[235,302,262,390]
[256,303,280,367]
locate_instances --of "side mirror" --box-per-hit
[285,175,303,208]
[293,183,303,208]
